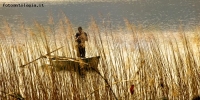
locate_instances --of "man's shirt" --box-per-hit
[75,32,88,47]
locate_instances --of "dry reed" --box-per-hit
[0,14,199,100]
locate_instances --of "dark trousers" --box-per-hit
[78,46,86,57]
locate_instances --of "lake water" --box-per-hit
[0,0,200,30]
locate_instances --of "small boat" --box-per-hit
[20,47,100,73]
[46,56,100,71]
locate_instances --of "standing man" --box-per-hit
[75,27,88,58]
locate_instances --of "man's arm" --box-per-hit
[75,33,80,42]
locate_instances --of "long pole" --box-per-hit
[20,46,63,68]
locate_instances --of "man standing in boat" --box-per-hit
[75,27,88,58]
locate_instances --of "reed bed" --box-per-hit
[0,13,200,100]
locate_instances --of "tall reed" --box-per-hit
[0,14,199,100]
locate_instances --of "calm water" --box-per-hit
[0,0,200,30]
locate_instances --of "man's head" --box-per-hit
[78,27,82,33]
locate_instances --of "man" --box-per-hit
[75,27,88,58]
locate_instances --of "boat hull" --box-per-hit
[51,56,100,71]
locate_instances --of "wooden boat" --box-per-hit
[47,56,100,71]
[20,47,100,73]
